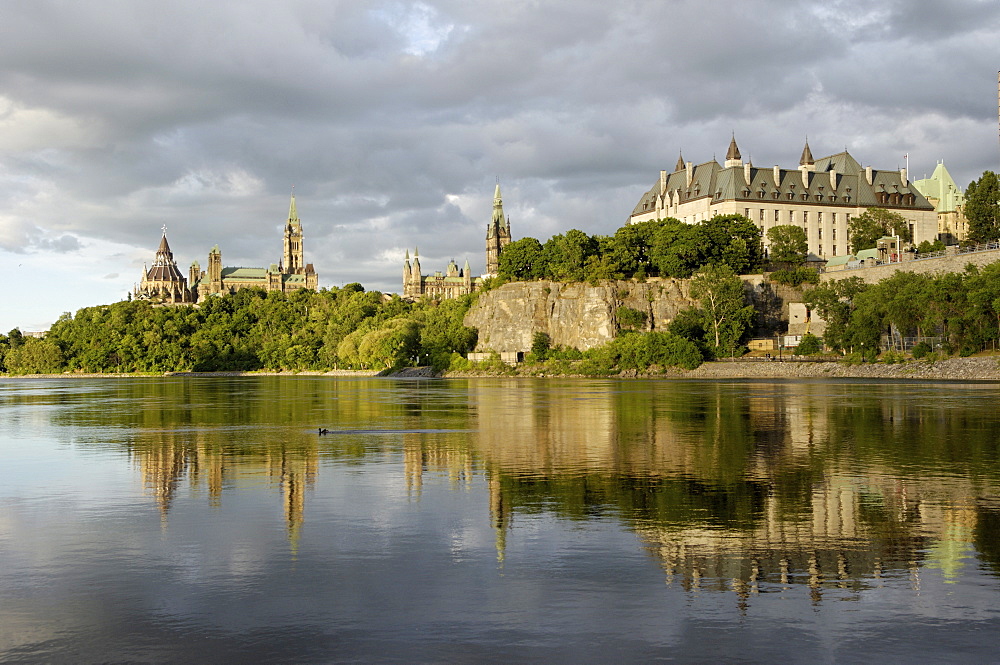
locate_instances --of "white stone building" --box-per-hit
[629,138,937,260]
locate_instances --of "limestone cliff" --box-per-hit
[464,277,802,353]
[464,278,695,353]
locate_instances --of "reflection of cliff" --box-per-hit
[467,380,1000,597]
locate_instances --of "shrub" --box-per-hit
[770,266,819,286]
[796,333,822,355]
[616,306,648,331]
[911,342,931,359]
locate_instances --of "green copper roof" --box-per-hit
[913,162,964,213]
[288,192,300,225]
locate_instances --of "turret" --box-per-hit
[724,135,742,168]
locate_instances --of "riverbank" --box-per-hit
[445,356,1000,381]
[5,357,1000,381]
[1,369,382,379]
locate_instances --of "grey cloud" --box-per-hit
[0,0,998,315]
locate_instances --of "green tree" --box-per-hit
[803,277,868,351]
[796,333,822,355]
[848,208,912,253]
[766,225,808,266]
[542,230,598,281]
[3,338,64,374]
[965,171,1000,243]
[531,332,551,360]
[497,237,545,281]
[689,264,755,356]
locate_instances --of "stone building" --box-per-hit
[134,229,196,303]
[192,193,318,299]
[402,251,475,299]
[913,161,968,243]
[403,184,510,299]
[135,193,318,304]
[629,137,938,260]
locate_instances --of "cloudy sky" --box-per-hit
[1,0,999,332]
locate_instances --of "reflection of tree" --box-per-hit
[466,380,1000,599]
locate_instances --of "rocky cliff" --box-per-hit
[463,279,692,353]
[464,277,802,353]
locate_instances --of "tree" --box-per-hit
[650,218,703,278]
[848,208,911,253]
[497,237,545,281]
[766,225,808,266]
[689,264,755,356]
[965,171,1000,243]
[542,230,598,282]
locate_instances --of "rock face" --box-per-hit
[464,278,697,353]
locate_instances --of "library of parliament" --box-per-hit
[134,193,319,304]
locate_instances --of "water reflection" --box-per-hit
[4,377,999,604]
[463,380,1000,603]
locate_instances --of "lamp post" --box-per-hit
[860,341,865,363]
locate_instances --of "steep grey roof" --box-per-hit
[631,148,933,217]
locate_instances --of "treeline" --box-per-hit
[805,263,1000,358]
[0,285,478,375]
[497,215,765,282]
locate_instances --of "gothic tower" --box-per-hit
[283,191,305,274]
[485,183,511,276]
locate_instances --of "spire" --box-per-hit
[724,134,742,168]
[675,151,685,172]
[405,249,410,260]
[800,139,815,166]
[726,135,741,161]
[288,188,300,226]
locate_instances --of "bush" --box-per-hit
[616,306,648,331]
[911,342,931,359]
[796,333,822,355]
[770,266,819,286]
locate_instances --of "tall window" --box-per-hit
[759,209,765,221]
[803,211,809,224]
[745,208,750,218]
[774,210,779,222]
[832,212,837,224]
[789,210,795,223]
[818,212,823,223]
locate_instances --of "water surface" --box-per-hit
[1,377,999,663]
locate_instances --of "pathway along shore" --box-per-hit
[4,358,1000,381]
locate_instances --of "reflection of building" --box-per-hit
[134,429,317,548]
[629,138,937,259]
[464,380,997,601]
[134,193,318,304]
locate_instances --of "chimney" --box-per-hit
[686,162,693,188]
[773,165,780,184]
[660,170,667,196]
[865,166,873,185]
[829,167,837,191]
[900,167,908,186]
[801,169,809,189]
[744,162,751,184]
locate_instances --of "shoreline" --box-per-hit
[6,357,1000,382]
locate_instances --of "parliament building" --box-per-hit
[134,193,318,304]
[402,183,511,300]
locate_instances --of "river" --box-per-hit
[1,376,998,663]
